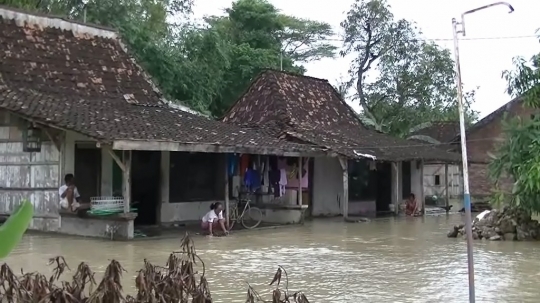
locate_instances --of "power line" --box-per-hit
[321,34,538,43]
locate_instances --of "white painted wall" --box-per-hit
[312,157,343,216]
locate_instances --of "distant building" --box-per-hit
[460,97,536,197]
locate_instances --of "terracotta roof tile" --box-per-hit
[410,122,461,143]
[0,8,326,156]
[222,70,463,162]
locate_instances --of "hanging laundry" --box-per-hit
[279,168,287,197]
[227,154,238,177]
[240,154,250,177]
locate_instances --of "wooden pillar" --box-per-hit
[225,154,230,227]
[445,163,450,214]
[123,150,132,213]
[298,157,303,206]
[420,160,425,216]
[393,162,399,215]
[338,158,349,219]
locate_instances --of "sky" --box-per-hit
[192,0,539,119]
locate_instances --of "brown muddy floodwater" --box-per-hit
[4,215,540,302]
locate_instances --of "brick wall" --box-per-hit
[466,101,537,196]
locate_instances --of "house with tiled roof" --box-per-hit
[453,96,535,198]
[222,70,463,217]
[0,6,332,238]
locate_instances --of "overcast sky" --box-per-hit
[192,0,539,119]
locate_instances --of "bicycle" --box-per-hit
[227,195,263,230]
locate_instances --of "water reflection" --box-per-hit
[4,216,540,302]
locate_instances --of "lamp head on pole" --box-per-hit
[459,2,515,37]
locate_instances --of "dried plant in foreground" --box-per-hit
[0,233,310,302]
[246,266,310,303]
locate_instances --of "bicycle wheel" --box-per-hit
[227,207,238,231]
[241,207,263,229]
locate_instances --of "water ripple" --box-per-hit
[3,216,540,302]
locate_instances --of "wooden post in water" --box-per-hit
[225,155,230,227]
[339,158,348,220]
[420,160,425,216]
[445,163,450,214]
[123,150,131,213]
[393,162,399,215]
[298,157,303,206]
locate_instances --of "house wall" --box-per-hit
[466,101,535,196]
[159,151,226,223]
[0,110,60,231]
[311,157,376,217]
[0,123,117,232]
[63,131,112,197]
[422,164,462,198]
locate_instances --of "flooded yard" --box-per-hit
[4,215,540,302]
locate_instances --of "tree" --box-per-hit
[340,0,477,138]
[204,0,337,116]
[489,45,540,212]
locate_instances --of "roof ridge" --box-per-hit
[0,5,117,39]
[263,68,330,84]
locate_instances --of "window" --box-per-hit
[348,159,376,200]
[531,114,536,120]
[434,174,441,186]
[169,152,224,202]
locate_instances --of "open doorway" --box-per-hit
[375,162,392,214]
[74,144,101,203]
[131,151,161,226]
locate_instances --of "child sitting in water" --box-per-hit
[201,202,229,237]
[405,193,421,216]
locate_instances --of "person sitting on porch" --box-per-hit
[405,193,420,216]
[201,202,228,237]
[59,174,81,212]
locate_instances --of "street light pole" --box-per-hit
[451,3,514,303]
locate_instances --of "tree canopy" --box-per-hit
[339,0,478,138]
[489,42,540,212]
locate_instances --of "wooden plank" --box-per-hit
[112,140,330,158]
[105,147,126,172]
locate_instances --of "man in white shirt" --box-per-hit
[59,173,81,212]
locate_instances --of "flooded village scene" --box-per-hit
[1,0,540,302]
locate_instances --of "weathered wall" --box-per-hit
[0,110,60,229]
[159,151,226,223]
[423,164,462,198]
[312,157,343,216]
[312,157,378,217]
[466,101,535,196]
[63,131,113,197]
